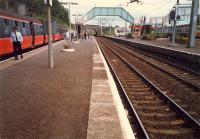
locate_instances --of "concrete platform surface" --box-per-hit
[0,39,93,139]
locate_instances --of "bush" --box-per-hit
[142,33,156,40]
[126,33,132,38]
[176,36,188,44]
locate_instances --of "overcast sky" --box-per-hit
[58,0,193,26]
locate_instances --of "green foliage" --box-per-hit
[176,35,188,44]
[51,0,69,26]
[142,33,156,40]
[126,33,132,38]
[12,0,69,26]
[103,27,115,36]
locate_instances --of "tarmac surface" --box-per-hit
[0,39,93,139]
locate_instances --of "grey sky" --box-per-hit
[59,0,192,26]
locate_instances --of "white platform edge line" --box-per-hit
[94,38,135,139]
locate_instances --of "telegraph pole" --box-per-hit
[44,0,53,68]
[60,2,78,46]
[69,2,71,45]
[100,18,103,35]
[172,7,176,45]
[188,0,199,48]
[72,14,82,38]
[110,23,112,36]
[172,0,180,45]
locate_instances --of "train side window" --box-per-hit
[4,19,11,37]
[26,23,31,36]
[34,24,43,36]
[22,22,25,28]
[4,19,9,26]
[21,22,27,36]
[15,21,18,27]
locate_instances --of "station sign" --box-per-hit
[44,0,52,6]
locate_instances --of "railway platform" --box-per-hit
[112,37,200,55]
[0,38,133,139]
[105,36,200,68]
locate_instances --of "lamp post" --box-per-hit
[188,0,199,48]
[44,0,53,68]
[61,1,78,47]
[72,14,82,38]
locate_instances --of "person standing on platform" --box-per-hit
[64,31,69,40]
[71,31,74,42]
[10,26,23,60]
[81,33,84,40]
[84,31,87,40]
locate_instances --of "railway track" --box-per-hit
[104,38,200,90]
[99,37,200,120]
[96,37,200,139]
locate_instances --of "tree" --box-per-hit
[0,0,69,26]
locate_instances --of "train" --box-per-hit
[115,27,130,37]
[156,24,200,39]
[0,10,66,59]
[156,14,200,38]
[131,14,200,39]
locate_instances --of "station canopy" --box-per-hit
[81,7,134,24]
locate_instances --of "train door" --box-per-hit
[41,20,45,44]
[0,17,3,38]
[30,22,35,46]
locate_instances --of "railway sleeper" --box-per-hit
[127,91,152,96]
[142,119,186,129]
[129,95,158,100]
[132,100,163,105]
[147,128,196,139]
[133,105,170,112]
[137,111,178,120]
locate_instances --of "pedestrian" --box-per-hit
[87,32,90,39]
[71,31,74,42]
[64,31,69,40]
[84,31,87,40]
[81,33,84,40]
[10,26,23,60]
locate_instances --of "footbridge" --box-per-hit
[81,7,134,24]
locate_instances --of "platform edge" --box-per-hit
[94,37,135,139]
